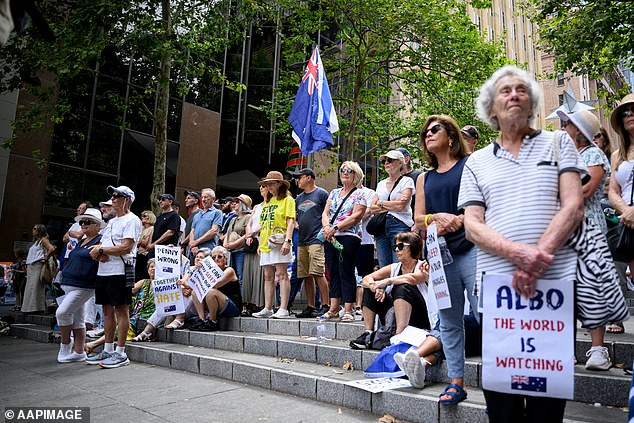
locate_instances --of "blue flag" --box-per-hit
[629,359,634,422]
[289,47,339,156]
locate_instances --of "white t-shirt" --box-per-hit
[359,187,376,245]
[64,222,81,259]
[97,212,142,276]
[178,216,186,244]
[375,176,415,227]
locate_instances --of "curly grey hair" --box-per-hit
[211,245,230,262]
[476,65,542,131]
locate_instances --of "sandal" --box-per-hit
[606,323,625,334]
[165,319,184,330]
[340,312,355,322]
[439,383,467,405]
[132,332,150,342]
[318,310,339,320]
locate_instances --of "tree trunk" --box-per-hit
[151,0,172,214]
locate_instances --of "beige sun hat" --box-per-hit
[258,171,291,189]
[557,109,600,142]
[610,93,634,135]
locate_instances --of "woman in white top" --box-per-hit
[22,224,55,313]
[371,150,414,267]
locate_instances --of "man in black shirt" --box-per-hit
[147,193,181,257]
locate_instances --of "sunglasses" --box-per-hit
[424,124,443,137]
[560,121,570,128]
[392,242,411,251]
[79,220,96,226]
[111,193,127,199]
[340,168,354,174]
[211,255,224,260]
[381,158,394,165]
[593,133,602,139]
[620,106,634,118]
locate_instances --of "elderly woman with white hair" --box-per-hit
[370,150,415,267]
[458,66,587,419]
[189,246,242,331]
[320,161,368,322]
[223,194,252,290]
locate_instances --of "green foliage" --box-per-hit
[526,0,634,99]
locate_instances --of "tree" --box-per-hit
[527,0,634,99]
[268,0,506,175]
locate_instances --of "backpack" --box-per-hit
[367,307,397,350]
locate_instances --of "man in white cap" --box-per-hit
[87,185,141,368]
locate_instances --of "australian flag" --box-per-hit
[511,375,547,393]
[289,46,339,155]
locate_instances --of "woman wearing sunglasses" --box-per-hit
[188,246,242,331]
[56,208,104,362]
[414,114,477,405]
[350,232,432,349]
[371,150,415,267]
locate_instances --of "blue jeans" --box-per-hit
[231,250,245,290]
[438,246,477,379]
[375,214,410,268]
[219,298,240,318]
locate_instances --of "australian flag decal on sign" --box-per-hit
[511,375,547,392]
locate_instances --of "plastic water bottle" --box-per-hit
[316,316,326,343]
[438,236,453,265]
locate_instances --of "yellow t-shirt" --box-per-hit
[259,195,296,253]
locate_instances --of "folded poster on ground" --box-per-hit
[345,377,412,393]
[188,256,225,302]
[155,245,181,279]
[153,277,185,317]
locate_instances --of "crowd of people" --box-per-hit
[6,65,633,420]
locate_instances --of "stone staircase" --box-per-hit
[5,307,631,423]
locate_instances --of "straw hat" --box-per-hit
[235,194,252,208]
[610,93,634,134]
[258,171,290,189]
[378,150,405,162]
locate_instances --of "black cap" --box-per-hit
[184,190,200,200]
[220,197,235,203]
[173,199,181,208]
[289,168,316,179]
[461,125,479,139]
[397,147,411,157]
[159,194,175,202]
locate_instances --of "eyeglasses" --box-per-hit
[79,220,96,226]
[340,168,354,174]
[424,124,443,137]
[381,158,394,165]
[620,106,634,118]
[560,121,570,128]
[593,133,602,139]
[211,255,224,260]
[111,193,127,199]
[392,242,411,251]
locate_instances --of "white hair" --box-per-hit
[201,188,215,198]
[212,246,230,261]
[476,65,542,131]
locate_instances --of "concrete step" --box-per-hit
[9,322,631,409]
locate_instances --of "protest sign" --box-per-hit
[481,273,574,399]
[424,224,452,310]
[153,277,185,317]
[188,256,225,302]
[155,245,181,279]
[180,254,190,277]
[345,377,412,393]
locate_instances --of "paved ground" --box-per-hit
[0,337,388,423]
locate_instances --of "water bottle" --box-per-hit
[438,236,453,265]
[316,316,326,343]
[331,238,344,253]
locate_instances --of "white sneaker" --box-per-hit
[59,351,87,363]
[271,308,292,319]
[57,343,72,363]
[394,348,426,388]
[252,308,274,318]
[585,347,611,370]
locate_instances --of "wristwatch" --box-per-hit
[333,225,339,231]
[98,247,104,255]
[285,238,292,243]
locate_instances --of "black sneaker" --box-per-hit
[296,306,317,318]
[350,331,371,350]
[189,320,207,331]
[199,320,219,332]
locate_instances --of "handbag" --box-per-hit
[267,226,286,249]
[39,256,57,285]
[243,236,259,253]
[366,176,403,236]
[610,166,634,262]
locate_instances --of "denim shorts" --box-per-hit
[219,297,240,318]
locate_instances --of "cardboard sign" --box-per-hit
[152,277,185,317]
[180,254,190,277]
[345,377,412,393]
[424,224,452,310]
[188,256,225,302]
[481,273,574,399]
[155,245,181,279]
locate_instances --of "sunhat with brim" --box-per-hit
[258,171,291,189]
[235,194,253,208]
[557,109,601,143]
[378,150,405,162]
[610,93,634,134]
[75,207,106,229]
